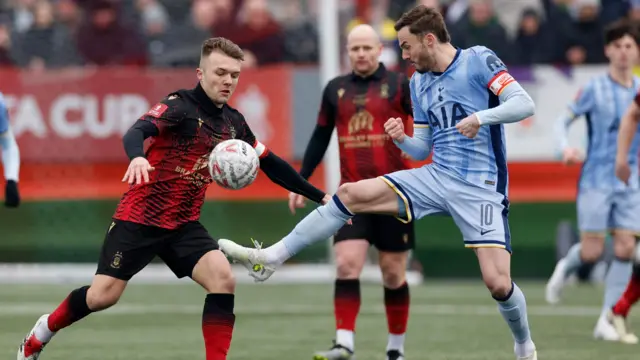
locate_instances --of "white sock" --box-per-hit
[34,316,54,343]
[262,241,292,265]
[514,339,536,358]
[263,196,352,265]
[387,333,405,352]
[336,329,354,351]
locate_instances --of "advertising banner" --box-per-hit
[0,67,292,162]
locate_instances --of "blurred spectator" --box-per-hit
[76,0,148,66]
[563,0,606,64]
[55,0,82,30]
[136,0,169,39]
[10,0,36,33]
[449,0,511,61]
[149,0,215,67]
[511,8,557,65]
[280,0,319,64]
[224,0,285,68]
[14,0,80,69]
[0,19,15,66]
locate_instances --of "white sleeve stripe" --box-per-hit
[253,140,267,157]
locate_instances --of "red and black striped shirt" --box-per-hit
[114,84,268,229]
[300,63,413,183]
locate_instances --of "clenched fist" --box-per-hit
[384,117,406,142]
[455,114,481,138]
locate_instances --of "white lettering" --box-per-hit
[9,95,47,137]
[118,94,149,134]
[51,94,84,138]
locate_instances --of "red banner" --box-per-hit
[0,66,292,162]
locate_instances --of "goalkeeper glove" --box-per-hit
[5,180,20,208]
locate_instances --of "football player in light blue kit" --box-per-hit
[0,91,20,208]
[544,20,640,344]
[219,5,537,360]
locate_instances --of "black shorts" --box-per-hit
[334,214,415,253]
[96,220,219,281]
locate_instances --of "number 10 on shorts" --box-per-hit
[480,204,494,235]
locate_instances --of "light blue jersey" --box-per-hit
[387,46,533,252]
[410,46,509,195]
[0,92,9,134]
[559,75,640,233]
[566,75,640,190]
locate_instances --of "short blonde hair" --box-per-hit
[201,37,244,61]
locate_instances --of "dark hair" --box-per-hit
[604,19,640,45]
[201,37,244,61]
[394,5,450,43]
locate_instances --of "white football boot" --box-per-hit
[517,350,537,360]
[17,314,50,360]
[606,309,639,344]
[515,341,537,360]
[545,258,568,305]
[218,239,276,282]
[593,312,622,341]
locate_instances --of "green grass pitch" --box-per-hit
[1,281,639,359]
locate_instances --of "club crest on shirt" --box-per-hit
[348,110,374,134]
[380,83,389,99]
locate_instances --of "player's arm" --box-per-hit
[0,94,21,207]
[615,95,640,184]
[472,49,535,126]
[391,75,432,161]
[554,83,594,155]
[240,121,328,204]
[299,81,337,180]
[121,95,183,184]
[122,95,183,160]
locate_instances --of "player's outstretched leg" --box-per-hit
[381,257,410,360]
[476,248,536,360]
[17,275,125,360]
[191,250,237,360]
[219,178,401,281]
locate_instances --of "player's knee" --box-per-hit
[336,181,371,210]
[194,251,236,293]
[86,284,123,311]
[613,232,636,260]
[335,254,364,279]
[380,266,406,289]
[482,273,512,299]
[379,254,407,289]
[580,235,605,263]
[210,265,236,294]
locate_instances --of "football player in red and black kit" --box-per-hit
[17,37,328,360]
[288,25,414,360]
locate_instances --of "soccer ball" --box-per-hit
[208,139,260,190]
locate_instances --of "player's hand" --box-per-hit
[455,114,481,138]
[4,180,20,208]
[122,157,155,185]
[562,147,581,166]
[288,192,307,214]
[616,158,631,185]
[384,117,406,142]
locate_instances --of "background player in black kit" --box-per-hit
[17,37,328,360]
[288,25,414,360]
